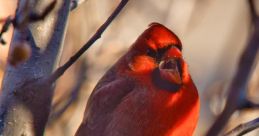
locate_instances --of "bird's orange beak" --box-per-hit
[159,59,182,85]
[158,46,182,85]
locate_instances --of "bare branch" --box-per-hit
[70,0,86,10]
[0,0,56,45]
[206,22,259,136]
[206,1,259,135]
[14,0,57,28]
[238,99,259,109]
[48,0,129,83]
[28,0,57,22]
[0,0,71,135]
[223,117,259,136]
[248,0,258,23]
[48,60,87,124]
[0,17,13,45]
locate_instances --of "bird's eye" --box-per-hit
[146,48,157,58]
[158,45,171,56]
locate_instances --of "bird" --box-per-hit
[75,22,200,136]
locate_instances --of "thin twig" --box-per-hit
[48,0,128,83]
[70,0,86,10]
[48,60,87,124]
[28,0,57,22]
[206,0,259,135]
[14,0,57,28]
[0,18,7,23]
[238,99,259,109]
[0,0,57,45]
[248,0,258,23]
[0,17,13,45]
[223,117,259,136]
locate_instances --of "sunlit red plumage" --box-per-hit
[76,23,200,136]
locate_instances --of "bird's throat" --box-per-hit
[152,68,181,92]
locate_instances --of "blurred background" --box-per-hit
[0,0,258,135]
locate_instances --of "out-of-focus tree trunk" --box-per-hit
[0,0,70,135]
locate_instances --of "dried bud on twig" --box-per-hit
[8,42,31,66]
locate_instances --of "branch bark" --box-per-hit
[0,0,70,135]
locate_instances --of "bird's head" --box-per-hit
[126,23,187,91]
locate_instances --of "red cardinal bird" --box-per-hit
[76,23,200,136]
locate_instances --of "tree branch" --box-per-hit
[0,0,85,45]
[0,0,57,45]
[205,0,259,134]
[0,0,71,135]
[223,117,259,136]
[48,60,87,124]
[70,0,86,10]
[248,0,258,23]
[28,0,57,22]
[238,99,259,109]
[48,0,129,83]
[0,17,12,45]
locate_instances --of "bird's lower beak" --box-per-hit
[159,59,182,85]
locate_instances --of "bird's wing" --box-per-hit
[75,75,135,136]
